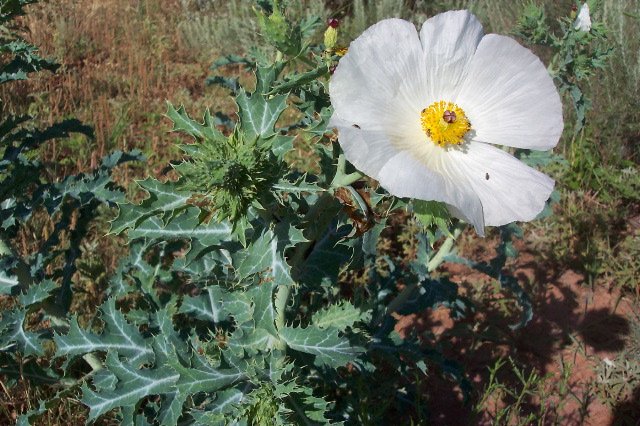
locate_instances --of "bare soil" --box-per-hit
[396,238,639,425]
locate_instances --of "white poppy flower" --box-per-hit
[329,10,563,236]
[574,3,592,32]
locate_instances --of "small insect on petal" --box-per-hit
[443,110,457,123]
[485,173,490,180]
[352,124,361,129]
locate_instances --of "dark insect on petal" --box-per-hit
[485,173,490,180]
[352,124,361,129]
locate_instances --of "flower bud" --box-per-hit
[254,1,302,56]
[324,26,338,50]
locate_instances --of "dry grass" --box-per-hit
[3,0,220,176]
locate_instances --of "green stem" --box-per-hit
[274,190,340,346]
[385,226,463,315]
[330,153,364,189]
[273,155,363,347]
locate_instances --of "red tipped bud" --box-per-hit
[327,18,340,28]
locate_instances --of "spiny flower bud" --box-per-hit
[175,130,281,224]
[254,1,302,56]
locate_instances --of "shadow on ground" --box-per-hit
[611,385,640,426]
[396,239,635,425]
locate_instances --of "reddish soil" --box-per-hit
[395,239,639,425]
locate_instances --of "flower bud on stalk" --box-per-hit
[254,0,302,56]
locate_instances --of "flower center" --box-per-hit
[420,101,471,146]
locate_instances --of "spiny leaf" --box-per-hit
[18,279,58,307]
[127,207,232,255]
[180,286,253,325]
[81,352,180,422]
[246,282,277,334]
[110,178,192,234]
[165,103,225,142]
[54,298,153,364]
[287,387,332,425]
[92,369,118,392]
[235,229,295,287]
[170,351,243,395]
[279,325,363,368]
[191,389,245,424]
[47,150,142,209]
[236,88,287,141]
[312,302,371,332]
[272,175,324,194]
[0,310,45,356]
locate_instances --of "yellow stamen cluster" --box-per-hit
[420,100,471,147]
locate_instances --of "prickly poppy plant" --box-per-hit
[0,1,610,424]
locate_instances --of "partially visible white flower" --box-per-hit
[574,3,592,32]
[329,11,563,235]
[603,357,616,368]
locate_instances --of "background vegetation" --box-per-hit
[1,0,638,424]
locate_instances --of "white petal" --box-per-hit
[447,142,555,226]
[330,117,400,177]
[329,19,426,134]
[419,10,484,102]
[457,34,563,150]
[376,150,485,233]
[574,3,592,31]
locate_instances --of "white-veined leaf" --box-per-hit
[54,298,153,364]
[128,208,232,260]
[0,310,45,356]
[279,326,363,368]
[0,270,19,295]
[235,229,294,287]
[236,91,287,141]
[18,279,58,306]
[180,286,253,325]
[110,178,191,235]
[81,352,180,422]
